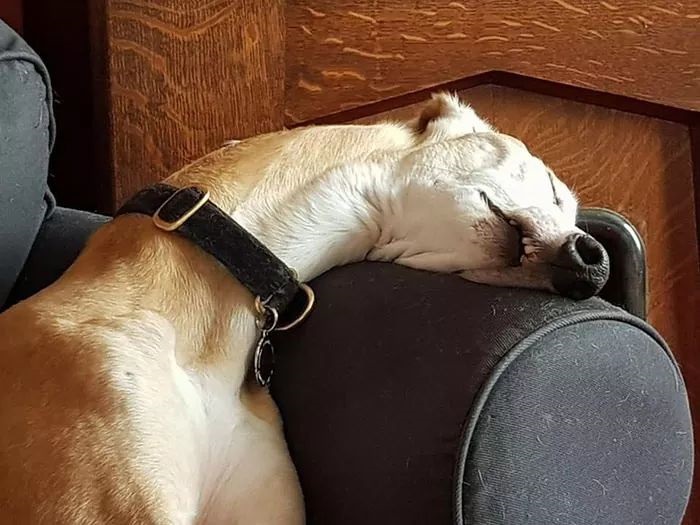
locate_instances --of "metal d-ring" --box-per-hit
[274,283,315,331]
[253,283,315,332]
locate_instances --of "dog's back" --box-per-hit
[0,275,200,522]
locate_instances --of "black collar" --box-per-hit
[115,184,313,331]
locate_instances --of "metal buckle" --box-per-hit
[254,283,315,332]
[152,186,210,232]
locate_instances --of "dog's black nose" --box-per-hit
[552,233,610,300]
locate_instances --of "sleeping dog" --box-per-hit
[0,93,608,523]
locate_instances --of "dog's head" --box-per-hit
[189,92,608,299]
[373,93,609,299]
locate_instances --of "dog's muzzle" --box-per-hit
[552,233,610,300]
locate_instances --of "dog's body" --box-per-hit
[0,95,606,523]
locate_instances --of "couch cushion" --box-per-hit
[0,19,55,307]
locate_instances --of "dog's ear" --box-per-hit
[411,92,494,142]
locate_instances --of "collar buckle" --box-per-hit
[152,186,210,231]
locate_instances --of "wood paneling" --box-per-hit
[286,0,700,124]
[99,0,286,207]
[357,87,700,523]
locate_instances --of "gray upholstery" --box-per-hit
[459,318,692,524]
[6,206,108,306]
[270,263,693,524]
[0,19,55,306]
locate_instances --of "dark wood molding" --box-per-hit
[295,71,699,127]
[22,0,111,213]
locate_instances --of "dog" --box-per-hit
[0,93,608,523]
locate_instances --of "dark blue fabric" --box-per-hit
[6,215,692,524]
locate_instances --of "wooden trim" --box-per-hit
[286,1,700,125]
[293,71,699,127]
[22,0,111,213]
[88,0,115,212]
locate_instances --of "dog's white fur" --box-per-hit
[0,94,583,523]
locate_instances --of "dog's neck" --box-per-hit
[231,161,398,282]
[52,160,407,378]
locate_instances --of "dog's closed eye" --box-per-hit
[546,169,563,208]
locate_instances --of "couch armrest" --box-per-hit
[271,262,692,524]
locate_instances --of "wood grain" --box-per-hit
[286,0,700,124]
[100,0,286,207]
[356,87,700,523]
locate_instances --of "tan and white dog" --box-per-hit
[0,94,607,523]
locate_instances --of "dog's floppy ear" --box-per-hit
[411,92,494,142]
